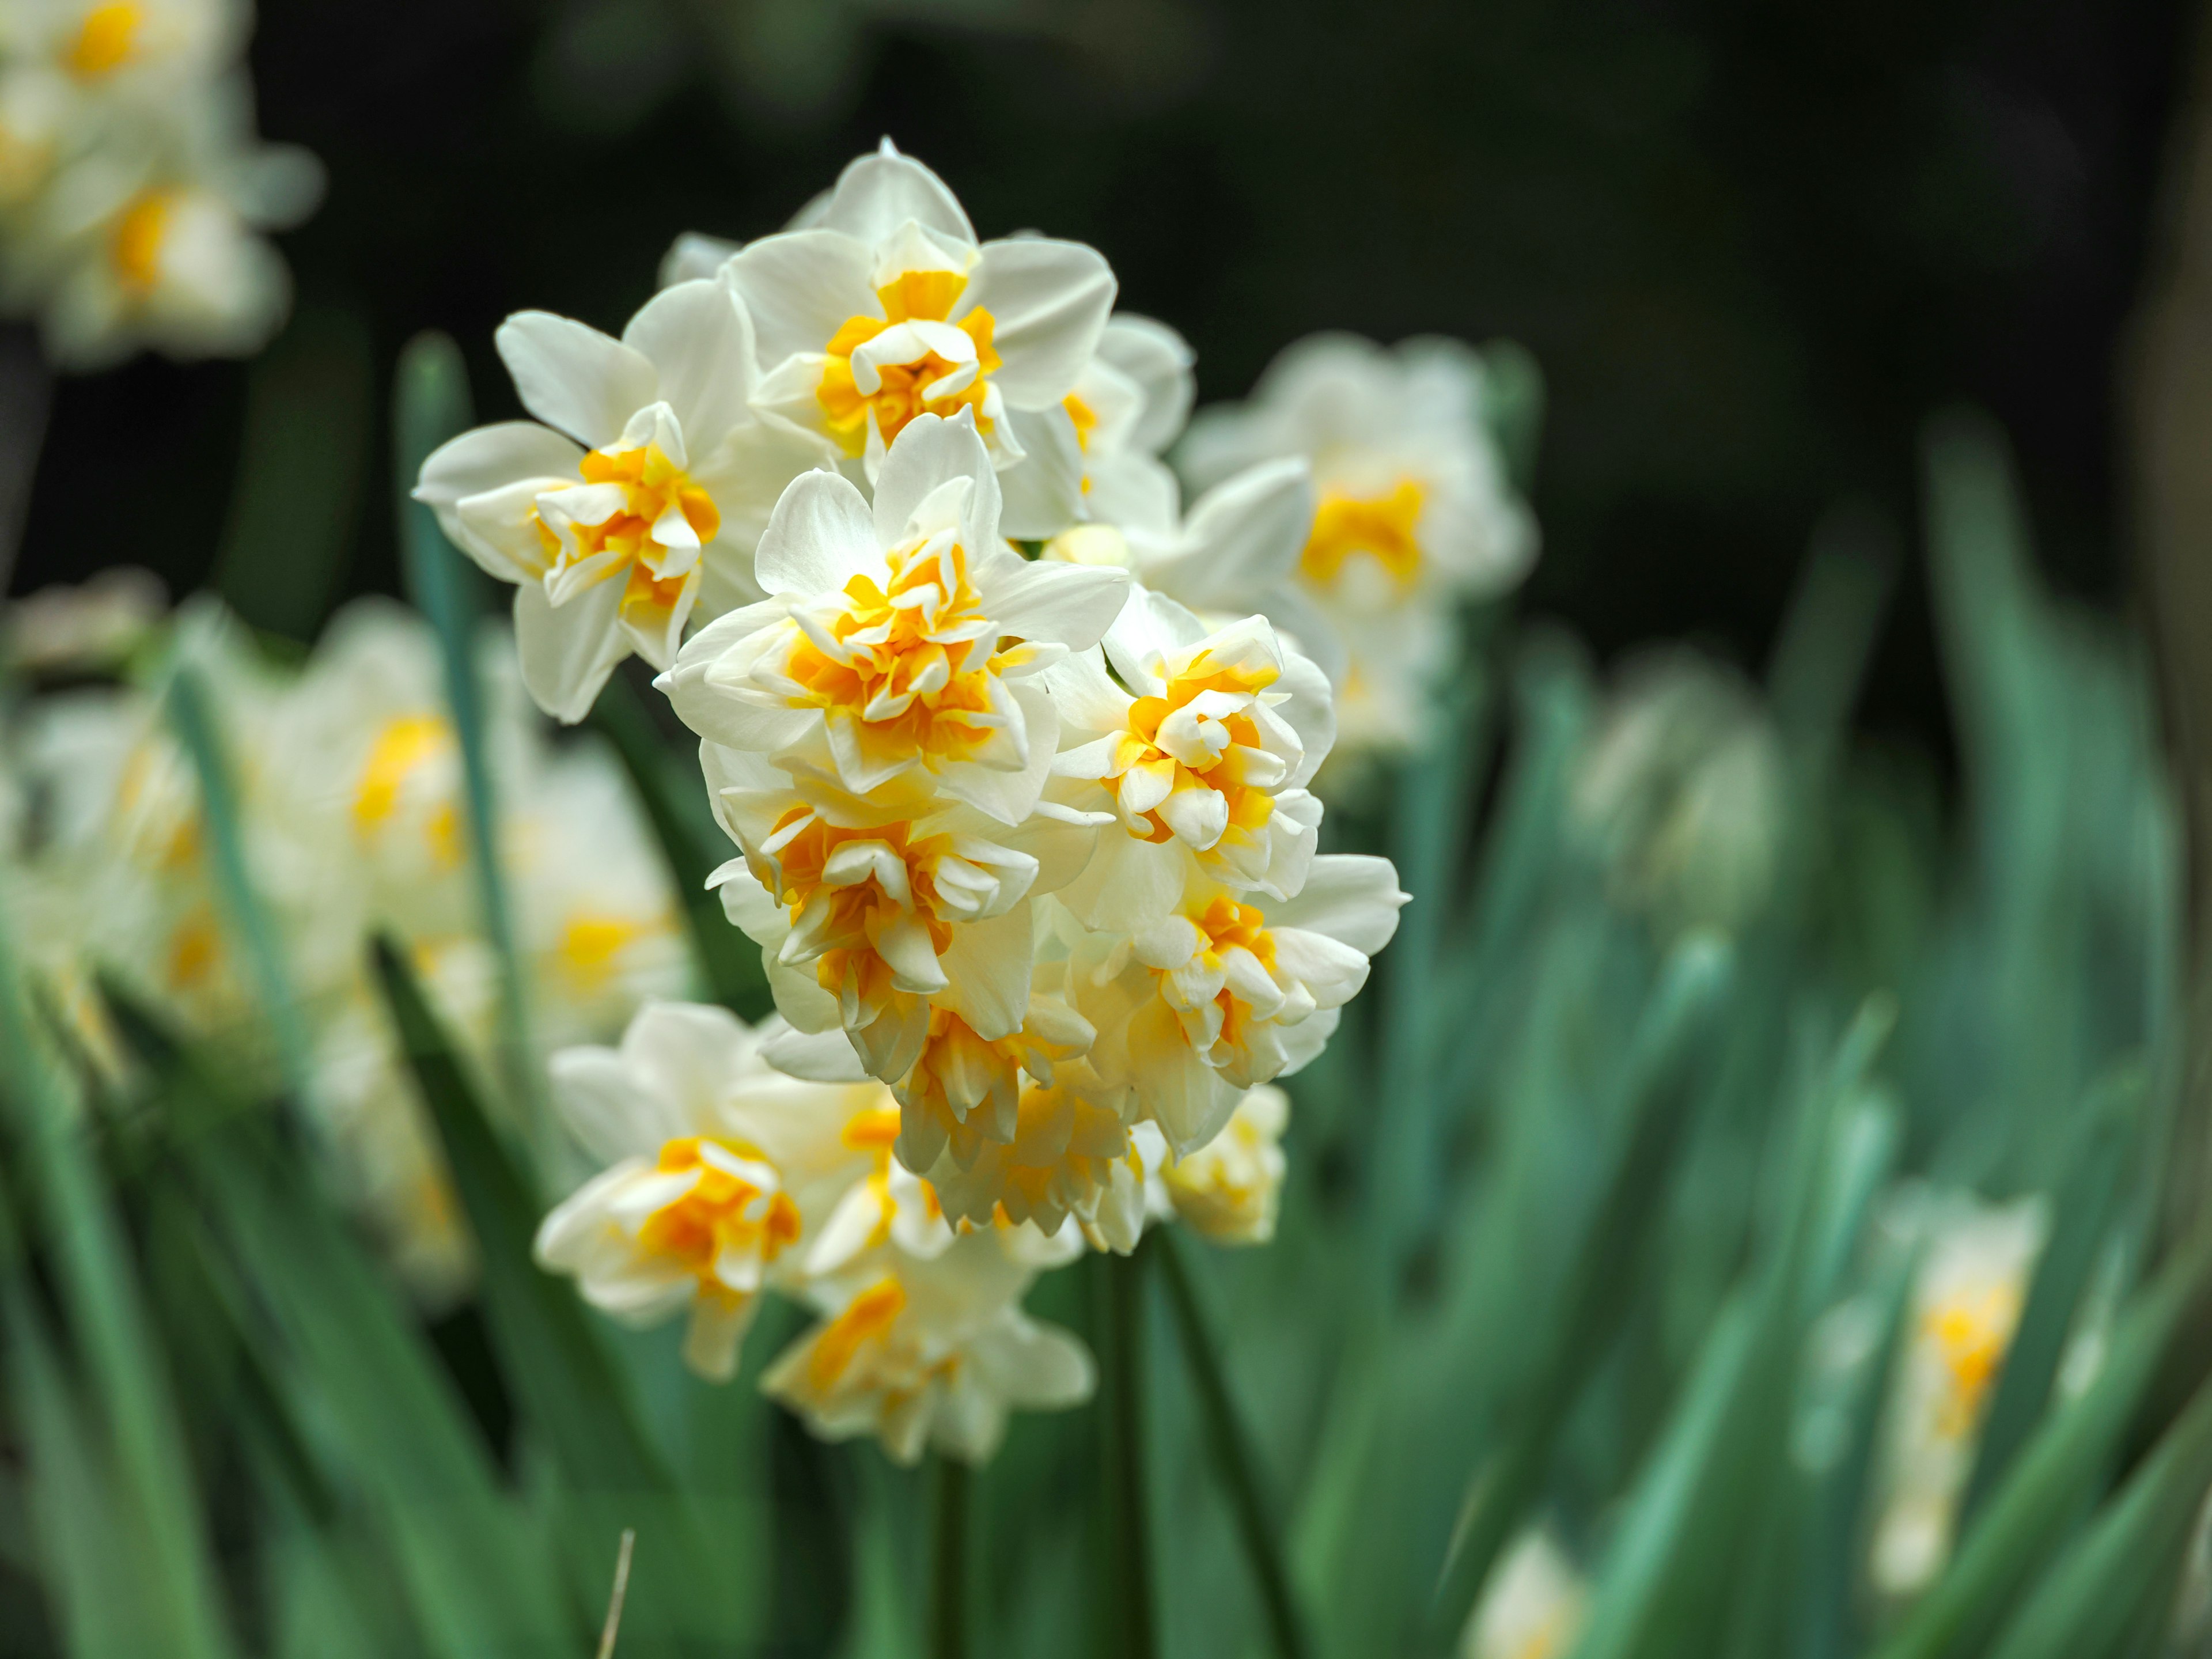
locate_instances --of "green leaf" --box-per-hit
[1422,934,1734,1652]
[1960,1066,2143,1526]
[0,884,240,1659]
[1982,1373,2212,1659]
[372,933,756,1652]
[392,332,543,1154]
[588,671,771,1020]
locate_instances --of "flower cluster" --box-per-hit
[431,143,1440,1461]
[0,592,688,1304]
[0,0,319,368]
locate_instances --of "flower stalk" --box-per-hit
[1099,1244,1157,1659]
[930,1456,969,1659]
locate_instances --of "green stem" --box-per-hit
[1157,1228,1312,1659]
[1099,1245,1157,1659]
[930,1455,969,1659]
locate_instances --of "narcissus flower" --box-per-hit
[762,1228,1093,1464]
[1006,311,1193,536]
[1063,853,1407,1154]
[1047,589,1331,927]
[1162,1082,1287,1245]
[415,274,834,722]
[661,410,1128,819]
[1462,1529,1589,1659]
[536,1001,824,1380]
[1179,333,1535,763]
[728,139,1115,533]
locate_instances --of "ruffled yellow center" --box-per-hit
[111,191,169,295]
[808,1277,907,1390]
[783,534,1016,769]
[637,1136,801,1287]
[817,270,999,454]
[1107,654,1279,845]
[1925,1281,2022,1438]
[1192,895,1276,1044]
[756,812,956,1004]
[67,3,142,78]
[535,443,717,624]
[1301,480,1426,590]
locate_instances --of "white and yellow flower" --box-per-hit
[1062,853,1405,1154]
[1162,1082,1286,1245]
[661,410,1128,819]
[1046,588,1331,927]
[1868,1192,2046,1599]
[728,139,1116,533]
[1179,333,1534,762]
[1005,310,1193,537]
[415,274,834,722]
[536,1000,835,1380]
[762,1228,1093,1464]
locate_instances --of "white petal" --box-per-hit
[1267,854,1408,955]
[726,229,877,368]
[872,412,1001,551]
[545,1049,667,1166]
[622,275,759,445]
[1153,458,1314,613]
[983,558,1128,653]
[621,1001,758,1127]
[995,405,1085,539]
[753,469,881,597]
[414,422,583,557]
[495,311,657,449]
[960,238,1115,405]
[683,1294,757,1382]
[808,143,976,248]
[935,904,1035,1042]
[1096,314,1195,454]
[760,1024,872,1083]
[513,575,627,724]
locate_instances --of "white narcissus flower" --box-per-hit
[536,1001,863,1381]
[1062,854,1407,1154]
[1046,588,1332,927]
[1162,1082,1287,1245]
[927,1064,1139,1246]
[414,274,835,722]
[762,1229,1093,1465]
[728,139,1115,533]
[1179,333,1535,763]
[1869,1192,2047,1600]
[661,410,1128,821]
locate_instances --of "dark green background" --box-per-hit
[11,0,2184,762]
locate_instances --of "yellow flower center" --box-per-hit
[352,714,453,834]
[554,914,654,992]
[1924,1282,2022,1438]
[755,812,957,1006]
[1300,479,1426,590]
[636,1136,801,1289]
[1190,894,1277,1045]
[1108,653,1280,846]
[782,533,1016,771]
[808,1277,907,1390]
[816,270,1000,456]
[534,442,718,626]
[67,2,142,78]
[1065,392,1099,456]
[111,191,169,296]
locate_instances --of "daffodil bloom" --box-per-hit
[1869,1194,2046,1598]
[1046,590,1331,929]
[1461,1529,1589,1659]
[12,99,321,369]
[536,1001,850,1380]
[927,1064,1150,1251]
[1062,853,1406,1154]
[661,410,1128,820]
[1004,311,1194,536]
[415,273,834,722]
[1179,333,1535,764]
[762,1229,1093,1464]
[728,139,1116,533]
[1162,1082,1287,1245]
[702,740,1099,1084]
